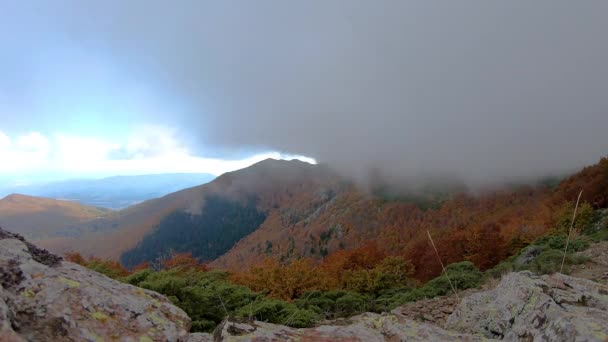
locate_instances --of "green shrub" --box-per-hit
[235,299,319,328]
[419,261,483,298]
[120,269,153,285]
[534,235,587,252]
[528,249,589,275]
[485,261,513,279]
[296,290,372,319]
[373,261,482,311]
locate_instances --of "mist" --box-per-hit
[2,1,608,187]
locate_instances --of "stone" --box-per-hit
[215,313,491,341]
[446,271,608,341]
[0,231,190,342]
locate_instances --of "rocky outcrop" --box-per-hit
[0,228,190,341]
[390,288,478,326]
[447,271,608,341]
[214,314,489,341]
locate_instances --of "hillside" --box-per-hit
[38,159,342,261]
[33,156,608,284]
[0,173,215,209]
[213,157,608,281]
[0,194,110,241]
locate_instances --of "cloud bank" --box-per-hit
[2,1,608,186]
[0,127,314,182]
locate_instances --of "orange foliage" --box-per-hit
[132,261,151,271]
[162,252,209,271]
[64,252,129,278]
[64,252,86,265]
[233,257,327,300]
[319,242,386,288]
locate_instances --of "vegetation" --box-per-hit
[120,195,267,268]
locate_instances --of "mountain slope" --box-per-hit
[0,194,110,241]
[38,159,342,261]
[213,157,608,280]
[0,173,215,209]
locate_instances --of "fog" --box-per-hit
[2,1,608,187]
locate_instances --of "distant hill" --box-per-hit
[0,194,110,241]
[0,173,215,209]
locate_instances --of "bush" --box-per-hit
[529,249,589,275]
[296,290,372,319]
[373,261,482,311]
[235,299,319,328]
[121,269,153,285]
[533,235,589,253]
[419,261,483,298]
[485,261,513,279]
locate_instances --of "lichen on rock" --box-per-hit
[0,227,190,341]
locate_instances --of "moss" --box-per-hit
[92,311,110,323]
[139,336,154,342]
[149,313,167,326]
[20,288,35,298]
[58,277,80,288]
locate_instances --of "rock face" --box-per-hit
[214,314,489,342]
[0,228,190,342]
[447,271,608,341]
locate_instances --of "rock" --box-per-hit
[514,245,544,266]
[446,271,608,341]
[215,313,491,341]
[0,228,190,341]
[187,332,213,341]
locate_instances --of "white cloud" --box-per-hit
[0,131,10,149]
[0,127,315,179]
[16,132,49,153]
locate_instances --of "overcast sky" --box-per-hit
[1,1,607,186]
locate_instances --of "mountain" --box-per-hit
[0,194,110,241]
[32,156,608,283]
[0,173,216,209]
[36,159,342,262]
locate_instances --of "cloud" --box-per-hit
[1,1,608,187]
[0,132,10,149]
[15,132,49,153]
[0,128,314,179]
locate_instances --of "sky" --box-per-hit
[1,1,608,187]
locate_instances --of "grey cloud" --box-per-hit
[2,1,608,186]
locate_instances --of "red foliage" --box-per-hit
[64,252,86,265]
[162,252,208,271]
[132,261,151,271]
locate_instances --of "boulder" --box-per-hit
[0,228,190,342]
[446,271,608,341]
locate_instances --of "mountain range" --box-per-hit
[2,157,607,282]
[0,173,215,209]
